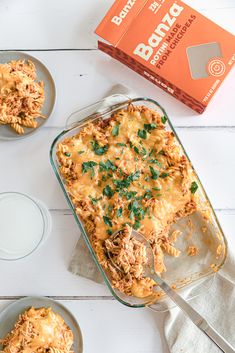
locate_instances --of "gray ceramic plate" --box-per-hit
[0,296,83,353]
[0,51,56,140]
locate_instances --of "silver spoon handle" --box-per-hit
[153,274,235,353]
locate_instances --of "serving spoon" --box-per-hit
[106,230,235,353]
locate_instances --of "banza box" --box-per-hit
[96,0,235,113]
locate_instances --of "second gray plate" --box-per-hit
[0,296,83,353]
[0,51,56,140]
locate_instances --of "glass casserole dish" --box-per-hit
[50,97,227,311]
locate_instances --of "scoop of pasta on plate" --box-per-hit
[0,307,74,353]
[0,59,45,134]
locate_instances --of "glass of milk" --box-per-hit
[0,192,51,260]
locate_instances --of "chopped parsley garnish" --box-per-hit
[89,196,102,205]
[144,190,153,199]
[125,191,137,200]
[116,143,126,147]
[134,146,139,154]
[116,207,123,218]
[149,148,156,158]
[128,200,145,221]
[144,123,157,132]
[112,124,120,136]
[138,129,147,139]
[160,172,169,179]
[99,160,116,172]
[133,220,141,230]
[103,216,112,227]
[82,161,97,178]
[129,141,133,148]
[161,115,167,124]
[113,179,131,190]
[118,168,123,176]
[107,229,113,236]
[103,185,114,198]
[190,181,198,194]
[113,171,140,191]
[91,140,108,155]
[149,159,162,168]
[152,187,161,191]
[140,147,147,156]
[129,170,141,181]
[64,152,71,157]
[149,166,160,180]
[77,150,85,155]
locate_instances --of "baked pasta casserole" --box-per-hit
[0,307,74,353]
[57,105,198,298]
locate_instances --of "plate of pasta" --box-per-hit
[0,296,83,353]
[0,51,56,140]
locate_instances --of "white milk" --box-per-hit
[0,193,44,259]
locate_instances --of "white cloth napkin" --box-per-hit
[164,248,235,352]
[68,84,135,283]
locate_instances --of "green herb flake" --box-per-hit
[190,181,198,194]
[113,171,140,191]
[134,146,140,154]
[129,170,141,181]
[103,185,114,199]
[91,140,108,155]
[138,129,147,139]
[129,141,133,148]
[112,124,120,136]
[82,161,97,175]
[107,229,113,236]
[149,166,160,180]
[144,123,157,132]
[128,200,146,221]
[116,207,123,218]
[64,152,71,157]
[144,190,153,199]
[99,160,116,172]
[152,187,161,191]
[160,172,169,179]
[116,143,126,147]
[119,168,123,176]
[149,159,162,168]
[77,150,85,155]
[89,195,102,205]
[161,115,167,124]
[133,220,141,230]
[149,148,155,157]
[103,216,112,227]
[125,191,137,200]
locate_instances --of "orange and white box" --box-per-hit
[96,0,235,113]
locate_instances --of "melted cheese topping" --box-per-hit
[57,105,197,297]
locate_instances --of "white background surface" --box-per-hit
[0,1,235,352]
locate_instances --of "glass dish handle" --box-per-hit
[65,94,131,129]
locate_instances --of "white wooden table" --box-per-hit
[0,1,235,352]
